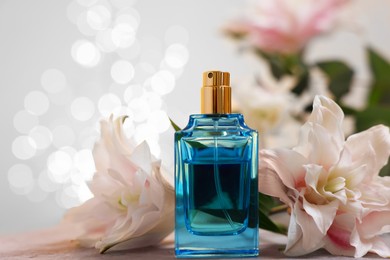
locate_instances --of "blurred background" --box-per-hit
[1,0,389,234]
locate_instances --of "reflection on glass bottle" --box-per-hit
[175,71,259,258]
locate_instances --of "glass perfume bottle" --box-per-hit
[175,71,259,258]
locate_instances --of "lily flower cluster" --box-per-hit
[259,95,390,257]
[63,97,390,258]
[63,116,174,253]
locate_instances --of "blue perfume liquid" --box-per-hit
[175,114,258,258]
[185,160,249,235]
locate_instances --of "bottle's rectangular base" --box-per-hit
[175,249,259,258]
[175,226,259,258]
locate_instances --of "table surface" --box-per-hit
[0,225,383,259]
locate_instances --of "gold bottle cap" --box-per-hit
[201,71,231,114]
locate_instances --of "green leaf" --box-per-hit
[258,192,279,215]
[340,105,357,116]
[121,115,128,123]
[258,208,285,235]
[184,140,208,149]
[291,69,309,95]
[258,193,286,234]
[380,163,390,177]
[316,61,354,102]
[169,118,182,131]
[223,28,248,41]
[255,49,287,80]
[255,49,310,95]
[367,48,390,106]
[355,105,390,176]
[355,106,390,132]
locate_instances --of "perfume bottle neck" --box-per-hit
[201,71,231,114]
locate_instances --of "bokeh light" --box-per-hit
[13,110,39,134]
[24,91,50,116]
[159,59,185,78]
[98,93,121,117]
[77,11,96,36]
[111,22,136,49]
[10,0,190,210]
[47,150,73,184]
[111,0,137,9]
[86,5,111,31]
[112,105,134,118]
[122,117,136,138]
[73,149,95,181]
[29,125,53,150]
[111,8,140,49]
[140,50,161,66]
[38,170,61,193]
[143,91,163,111]
[71,96,96,121]
[147,110,170,133]
[164,43,189,69]
[78,126,99,149]
[70,171,93,203]
[41,69,67,94]
[8,164,34,195]
[116,38,140,60]
[70,170,85,186]
[95,29,117,52]
[116,11,140,30]
[47,87,73,106]
[133,62,156,83]
[134,123,158,145]
[77,0,98,7]
[56,185,81,209]
[128,97,151,122]
[123,85,134,103]
[52,125,76,148]
[125,83,143,102]
[71,40,101,67]
[72,181,93,203]
[12,136,37,160]
[150,70,175,95]
[110,60,135,84]
[66,1,84,24]
[108,82,126,99]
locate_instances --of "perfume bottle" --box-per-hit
[175,71,259,258]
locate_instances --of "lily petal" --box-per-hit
[62,198,119,247]
[295,123,341,168]
[324,213,355,256]
[343,125,390,182]
[130,141,155,176]
[303,197,339,235]
[285,200,325,256]
[357,211,390,239]
[259,148,307,206]
[309,95,345,147]
[294,96,345,165]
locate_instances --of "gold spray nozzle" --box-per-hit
[201,71,231,114]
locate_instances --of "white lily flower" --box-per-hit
[259,95,390,257]
[233,81,302,149]
[63,116,174,253]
